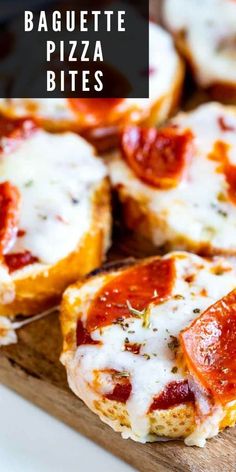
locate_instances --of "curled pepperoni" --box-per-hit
[0,117,37,154]
[121,126,194,189]
[4,251,39,273]
[180,289,236,404]
[149,380,194,411]
[86,258,175,332]
[0,181,20,255]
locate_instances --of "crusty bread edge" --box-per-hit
[0,177,111,316]
[60,260,236,442]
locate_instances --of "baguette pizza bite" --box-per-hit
[109,102,236,255]
[0,115,111,316]
[60,251,236,447]
[0,23,184,150]
[163,0,236,102]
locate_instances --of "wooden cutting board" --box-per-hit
[0,228,236,472]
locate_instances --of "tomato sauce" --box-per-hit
[0,117,37,154]
[180,289,236,404]
[105,372,132,403]
[209,140,236,204]
[86,258,175,332]
[76,319,100,346]
[4,251,39,273]
[121,126,194,189]
[149,380,194,411]
[0,181,20,256]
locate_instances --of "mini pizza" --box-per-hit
[0,115,111,316]
[108,102,236,255]
[60,251,236,447]
[163,0,236,101]
[0,23,184,150]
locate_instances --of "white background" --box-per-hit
[0,384,136,472]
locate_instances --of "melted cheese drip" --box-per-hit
[64,252,236,445]
[109,103,236,251]
[0,130,107,265]
[0,23,180,124]
[164,0,236,86]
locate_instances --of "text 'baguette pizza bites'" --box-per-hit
[60,251,236,447]
[0,115,111,316]
[163,0,236,101]
[0,22,184,151]
[108,102,236,255]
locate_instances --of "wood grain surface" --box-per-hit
[0,228,236,472]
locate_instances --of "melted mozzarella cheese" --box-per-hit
[164,0,236,86]
[62,252,236,446]
[109,103,236,251]
[1,130,107,265]
[0,23,180,125]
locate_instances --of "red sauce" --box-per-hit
[124,342,141,355]
[86,258,175,332]
[180,289,236,404]
[149,380,194,411]
[76,319,100,346]
[105,373,132,403]
[0,117,37,154]
[218,116,235,132]
[0,181,20,255]
[4,251,39,273]
[209,140,236,204]
[225,163,236,204]
[17,229,26,238]
[121,126,194,189]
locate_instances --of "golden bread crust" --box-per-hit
[1,178,111,316]
[174,31,236,104]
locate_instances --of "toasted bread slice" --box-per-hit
[61,252,236,447]
[0,117,111,316]
[108,103,236,255]
[0,23,184,151]
[163,0,236,102]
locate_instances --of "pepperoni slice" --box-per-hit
[180,289,236,405]
[149,380,194,411]
[86,258,175,332]
[68,98,123,128]
[0,181,20,256]
[0,117,37,154]
[104,370,132,403]
[76,319,100,346]
[121,126,194,189]
[4,251,39,273]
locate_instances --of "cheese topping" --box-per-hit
[0,128,107,266]
[62,252,236,445]
[0,23,180,127]
[164,0,236,86]
[109,103,236,252]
